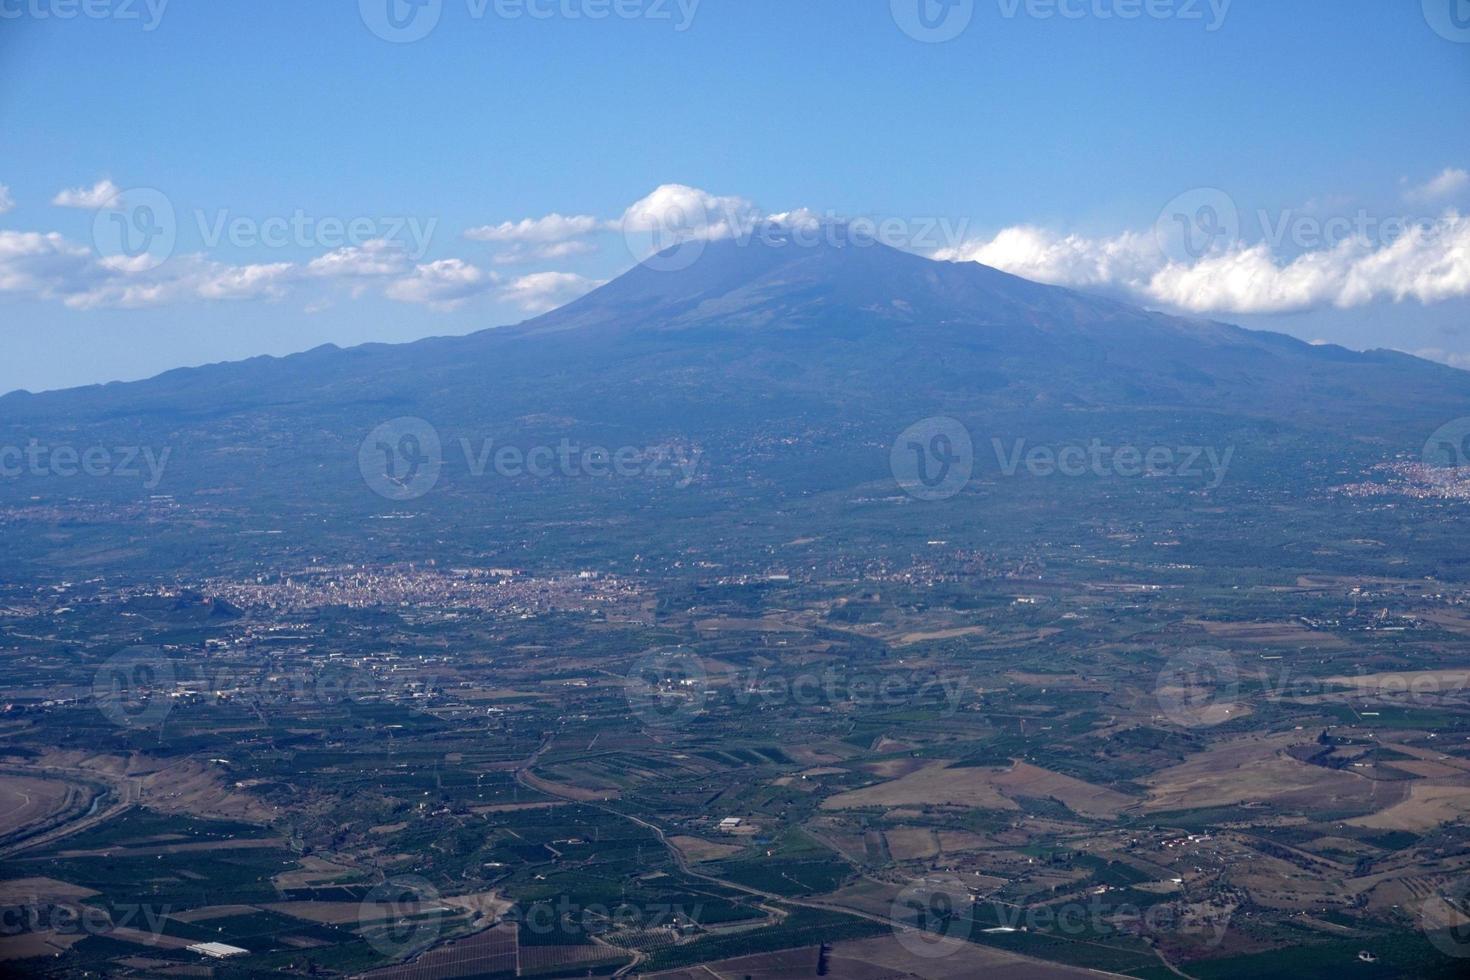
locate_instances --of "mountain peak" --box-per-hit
[6,225,1468,436]
[513,227,1133,338]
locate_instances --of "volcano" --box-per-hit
[2,231,1466,579]
[7,231,1465,429]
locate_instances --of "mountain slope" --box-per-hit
[3,232,1466,583]
[5,233,1463,433]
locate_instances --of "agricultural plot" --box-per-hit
[0,776,78,839]
[822,760,1133,819]
[645,931,1117,979]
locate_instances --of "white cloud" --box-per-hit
[0,185,13,215]
[1144,242,1347,314]
[465,213,603,265]
[0,223,506,313]
[385,258,497,310]
[64,256,300,310]
[1405,168,1470,205]
[500,271,605,313]
[491,239,599,264]
[466,186,809,268]
[1334,217,1470,306]
[306,239,412,279]
[765,208,824,233]
[939,212,1470,316]
[619,184,761,242]
[194,262,296,301]
[0,226,302,310]
[18,178,1465,324]
[0,230,105,300]
[465,213,599,244]
[0,219,510,312]
[51,178,122,209]
[1414,348,1470,370]
[943,225,1160,292]
[65,282,171,310]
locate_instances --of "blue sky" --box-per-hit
[2,0,1469,393]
